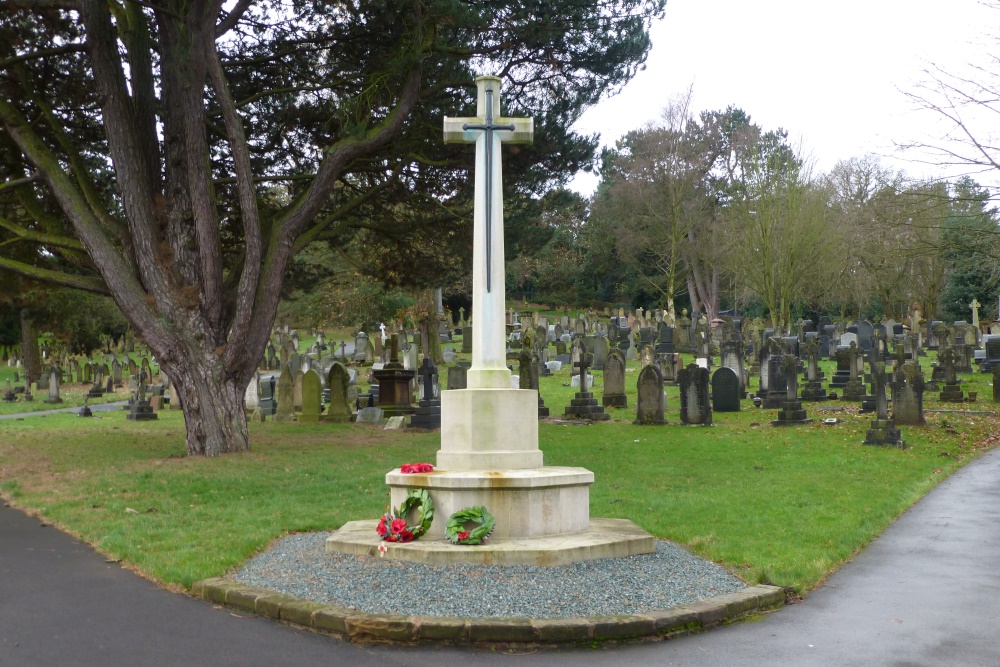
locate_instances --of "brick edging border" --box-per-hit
[191,578,786,644]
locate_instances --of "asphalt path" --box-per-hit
[0,401,127,420]
[3,444,1000,666]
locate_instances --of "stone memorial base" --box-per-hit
[939,383,964,402]
[325,517,656,566]
[763,390,786,409]
[842,380,867,401]
[407,399,441,429]
[126,400,158,421]
[772,400,812,426]
[563,391,611,421]
[800,382,828,401]
[863,419,905,448]
[438,388,543,469]
[386,467,593,540]
[602,393,627,408]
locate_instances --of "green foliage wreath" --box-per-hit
[445,506,496,545]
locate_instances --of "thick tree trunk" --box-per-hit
[166,358,249,457]
[19,309,41,384]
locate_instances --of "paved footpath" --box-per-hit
[3,444,1000,667]
[0,401,127,420]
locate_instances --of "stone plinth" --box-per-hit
[371,366,416,417]
[126,399,158,421]
[772,400,812,426]
[842,379,867,401]
[387,467,593,540]
[407,398,441,430]
[939,382,964,402]
[800,381,828,401]
[863,419,905,448]
[325,517,655,566]
[437,388,543,469]
[563,392,611,421]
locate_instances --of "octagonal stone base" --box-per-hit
[387,467,593,540]
[325,517,656,566]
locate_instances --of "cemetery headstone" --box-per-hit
[43,368,62,404]
[324,362,352,423]
[274,365,295,423]
[678,363,711,425]
[409,358,443,428]
[125,370,156,421]
[633,365,666,425]
[562,349,610,420]
[937,348,964,402]
[864,363,904,447]
[299,369,322,423]
[893,363,926,425]
[601,347,627,408]
[772,354,812,426]
[711,367,741,412]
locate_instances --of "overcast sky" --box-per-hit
[568,0,998,196]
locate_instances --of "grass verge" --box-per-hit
[1,359,996,594]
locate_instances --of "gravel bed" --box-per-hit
[228,533,745,619]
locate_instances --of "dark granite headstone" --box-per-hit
[678,363,712,425]
[711,367,740,412]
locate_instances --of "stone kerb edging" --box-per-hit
[191,578,786,644]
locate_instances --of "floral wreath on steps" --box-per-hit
[376,488,434,542]
[445,506,496,545]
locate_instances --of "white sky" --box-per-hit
[568,0,999,195]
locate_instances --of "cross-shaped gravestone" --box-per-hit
[444,76,533,389]
[418,357,437,402]
[578,351,594,394]
[970,298,981,330]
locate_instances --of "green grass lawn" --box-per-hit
[1,351,996,597]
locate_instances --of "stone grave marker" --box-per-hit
[274,365,295,423]
[325,362,352,423]
[711,367,741,412]
[678,363,712,425]
[633,364,665,425]
[384,415,406,430]
[258,375,277,416]
[601,347,627,408]
[864,363,904,447]
[43,368,62,404]
[409,358,444,427]
[300,369,322,423]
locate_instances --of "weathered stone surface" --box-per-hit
[468,618,536,643]
[413,616,469,641]
[256,593,300,618]
[312,606,351,634]
[345,613,417,641]
[279,600,327,626]
[532,617,593,642]
[646,608,699,635]
[590,614,656,639]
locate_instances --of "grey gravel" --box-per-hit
[228,533,745,619]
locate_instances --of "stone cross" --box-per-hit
[418,357,437,402]
[579,351,594,394]
[444,76,533,389]
[873,362,888,420]
[970,298,981,330]
[784,354,799,401]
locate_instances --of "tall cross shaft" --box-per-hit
[444,76,533,388]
